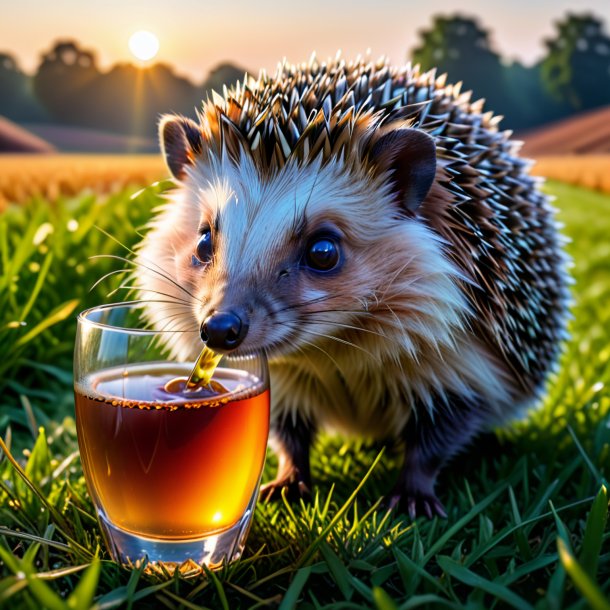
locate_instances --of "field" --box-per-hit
[0,155,609,212]
[531,156,610,194]
[0,155,165,210]
[0,178,609,609]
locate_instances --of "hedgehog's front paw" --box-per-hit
[260,469,311,503]
[387,489,447,520]
[386,465,447,519]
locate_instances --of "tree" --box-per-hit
[502,61,567,128]
[0,53,47,121]
[202,62,247,97]
[541,13,610,110]
[33,40,100,125]
[82,62,201,136]
[411,15,509,115]
[31,41,249,140]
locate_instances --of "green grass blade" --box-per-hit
[124,557,146,610]
[0,541,23,574]
[278,566,311,610]
[20,395,38,442]
[0,436,70,534]
[319,541,353,600]
[399,595,460,610]
[92,586,130,610]
[466,496,595,567]
[579,485,608,578]
[508,485,531,560]
[23,541,42,566]
[497,554,558,587]
[15,299,80,348]
[2,524,74,609]
[202,564,229,610]
[0,576,29,605]
[545,562,566,609]
[557,538,610,610]
[373,586,399,610]
[0,436,93,560]
[225,582,272,607]
[0,219,9,287]
[424,481,509,566]
[25,427,51,487]
[567,425,606,486]
[1,207,45,287]
[392,546,449,596]
[295,448,385,568]
[549,500,572,550]
[0,526,71,553]
[25,574,70,610]
[22,360,74,385]
[94,581,174,610]
[19,251,54,322]
[437,556,534,610]
[66,557,101,610]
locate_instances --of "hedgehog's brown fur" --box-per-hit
[193,54,569,396]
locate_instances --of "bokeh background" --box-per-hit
[1,2,609,609]
[1,1,610,148]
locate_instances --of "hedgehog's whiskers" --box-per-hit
[270,318,375,359]
[93,225,197,300]
[108,284,195,307]
[90,253,200,303]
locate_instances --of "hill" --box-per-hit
[0,116,55,152]
[520,106,610,156]
[23,123,157,153]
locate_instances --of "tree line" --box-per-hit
[0,43,244,138]
[412,13,610,129]
[1,11,609,137]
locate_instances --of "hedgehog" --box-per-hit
[135,54,570,518]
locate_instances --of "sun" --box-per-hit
[128,31,159,62]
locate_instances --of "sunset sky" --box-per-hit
[3,0,610,83]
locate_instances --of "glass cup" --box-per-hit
[73,302,269,569]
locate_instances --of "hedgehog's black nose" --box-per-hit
[200,311,249,351]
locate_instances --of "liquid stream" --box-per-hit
[164,346,225,396]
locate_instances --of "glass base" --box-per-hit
[98,506,254,571]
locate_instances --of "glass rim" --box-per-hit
[76,301,264,361]
[76,299,266,360]
[77,301,179,336]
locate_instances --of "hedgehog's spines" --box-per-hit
[187,55,570,396]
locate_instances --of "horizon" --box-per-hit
[3,0,610,82]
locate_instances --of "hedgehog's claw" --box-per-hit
[385,461,447,519]
[387,489,447,519]
[260,469,311,503]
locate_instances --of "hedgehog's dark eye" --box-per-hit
[304,236,340,272]
[193,227,213,266]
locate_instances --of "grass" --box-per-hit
[1,179,609,609]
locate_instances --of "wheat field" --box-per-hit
[0,154,166,209]
[0,154,609,209]
[531,155,610,193]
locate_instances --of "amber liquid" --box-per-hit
[75,363,269,540]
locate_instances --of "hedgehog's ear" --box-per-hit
[371,128,436,212]
[159,115,203,180]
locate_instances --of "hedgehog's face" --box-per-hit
[136,115,437,361]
